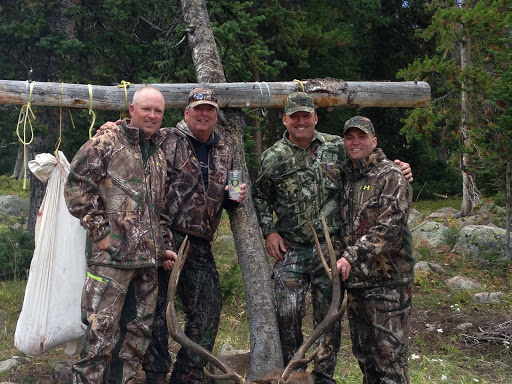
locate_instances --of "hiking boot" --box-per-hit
[145,371,169,384]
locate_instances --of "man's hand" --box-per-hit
[95,234,111,251]
[99,120,122,131]
[162,250,177,271]
[265,232,287,261]
[336,257,351,281]
[394,160,413,183]
[224,183,248,203]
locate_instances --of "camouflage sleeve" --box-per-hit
[160,209,174,252]
[64,131,114,242]
[343,169,412,265]
[252,152,277,237]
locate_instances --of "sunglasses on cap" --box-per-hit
[188,92,217,103]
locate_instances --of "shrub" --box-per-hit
[0,222,34,281]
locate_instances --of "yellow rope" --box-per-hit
[68,108,77,130]
[293,79,305,92]
[55,82,64,155]
[117,80,131,119]
[88,84,96,138]
[16,81,36,189]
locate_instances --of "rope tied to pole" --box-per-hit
[117,80,131,119]
[16,80,36,189]
[88,84,96,139]
[293,79,305,92]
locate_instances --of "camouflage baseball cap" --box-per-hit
[188,88,219,110]
[343,116,375,135]
[284,92,316,115]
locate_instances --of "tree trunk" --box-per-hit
[459,22,480,216]
[180,0,283,378]
[506,162,511,260]
[11,146,25,179]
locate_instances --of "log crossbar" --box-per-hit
[0,78,430,111]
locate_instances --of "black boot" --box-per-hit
[145,372,169,384]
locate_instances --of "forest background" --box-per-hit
[0,0,511,208]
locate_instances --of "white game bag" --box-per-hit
[14,151,87,356]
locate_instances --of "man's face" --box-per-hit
[184,104,218,143]
[129,89,165,138]
[344,127,377,165]
[282,111,318,148]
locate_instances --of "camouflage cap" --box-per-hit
[188,88,219,110]
[284,92,316,115]
[343,116,375,135]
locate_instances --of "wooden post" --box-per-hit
[0,78,430,110]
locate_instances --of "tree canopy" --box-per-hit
[0,0,510,202]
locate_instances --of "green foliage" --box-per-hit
[0,176,30,199]
[398,0,512,201]
[442,225,462,247]
[0,219,33,281]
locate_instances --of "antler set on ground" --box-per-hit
[166,215,347,383]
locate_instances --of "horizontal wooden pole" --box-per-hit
[0,78,430,110]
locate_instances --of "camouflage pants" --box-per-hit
[144,237,223,384]
[72,264,158,384]
[273,238,343,384]
[347,284,412,384]
[142,267,172,378]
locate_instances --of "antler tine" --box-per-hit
[166,236,246,384]
[280,214,347,382]
[307,221,332,281]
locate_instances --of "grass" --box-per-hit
[0,175,30,200]
[1,198,512,383]
[412,197,462,216]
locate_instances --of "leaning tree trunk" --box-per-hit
[180,0,283,379]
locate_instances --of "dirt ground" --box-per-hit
[2,286,511,384]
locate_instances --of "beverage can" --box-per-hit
[229,170,242,200]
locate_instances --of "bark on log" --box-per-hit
[0,79,430,110]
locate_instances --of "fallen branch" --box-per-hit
[462,320,512,346]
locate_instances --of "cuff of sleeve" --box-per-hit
[261,226,277,238]
[343,246,358,265]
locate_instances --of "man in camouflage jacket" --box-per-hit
[253,92,346,384]
[143,88,247,384]
[65,87,174,384]
[337,116,414,384]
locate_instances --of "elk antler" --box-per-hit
[166,236,246,384]
[280,215,347,383]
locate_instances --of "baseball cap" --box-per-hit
[343,116,375,135]
[284,92,316,115]
[188,88,219,110]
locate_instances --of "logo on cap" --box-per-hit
[188,88,219,110]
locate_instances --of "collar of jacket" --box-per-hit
[176,119,220,146]
[282,129,324,149]
[120,119,166,147]
[343,148,386,180]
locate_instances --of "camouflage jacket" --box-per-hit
[65,119,170,268]
[340,148,414,288]
[253,130,345,244]
[160,120,233,243]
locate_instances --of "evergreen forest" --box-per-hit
[0,0,511,203]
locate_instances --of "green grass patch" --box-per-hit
[412,197,462,216]
[0,175,30,200]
